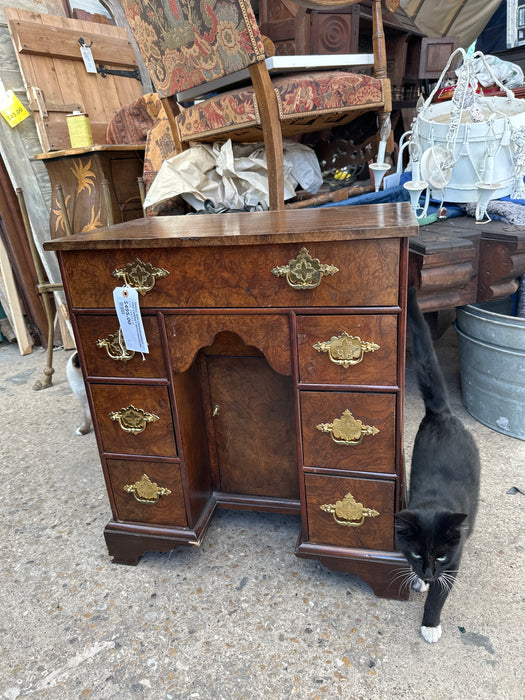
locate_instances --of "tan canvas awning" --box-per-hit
[400,0,502,49]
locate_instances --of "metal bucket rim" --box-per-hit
[457,305,525,328]
[455,323,525,356]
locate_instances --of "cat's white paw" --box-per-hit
[421,625,442,643]
[412,577,429,593]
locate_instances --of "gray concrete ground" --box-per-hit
[1,325,523,700]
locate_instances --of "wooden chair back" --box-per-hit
[122,0,266,98]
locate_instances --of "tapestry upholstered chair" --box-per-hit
[121,0,395,211]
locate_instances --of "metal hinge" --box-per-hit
[97,64,142,82]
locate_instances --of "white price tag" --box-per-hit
[112,286,149,353]
[80,44,97,74]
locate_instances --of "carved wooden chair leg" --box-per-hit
[137,177,147,217]
[249,62,285,210]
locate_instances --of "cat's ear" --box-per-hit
[441,512,468,541]
[394,510,419,535]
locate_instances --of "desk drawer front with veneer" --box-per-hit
[60,239,401,310]
[75,314,166,379]
[90,384,177,458]
[296,314,399,386]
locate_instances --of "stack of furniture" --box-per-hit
[120,0,395,210]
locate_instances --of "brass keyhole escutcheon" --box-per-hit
[271,247,339,290]
[112,258,169,295]
[321,492,379,527]
[109,405,159,434]
[316,408,379,445]
[313,332,379,368]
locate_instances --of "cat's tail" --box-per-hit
[407,287,451,417]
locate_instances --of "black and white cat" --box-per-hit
[395,287,480,643]
[66,351,92,436]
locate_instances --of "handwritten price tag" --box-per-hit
[80,44,97,74]
[112,286,149,353]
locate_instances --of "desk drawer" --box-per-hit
[76,315,165,378]
[90,384,177,457]
[305,473,394,550]
[62,239,400,309]
[301,391,396,474]
[107,458,187,526]
[297,314,398,386]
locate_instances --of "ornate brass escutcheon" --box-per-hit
[313,331,380,368]
[321,491,379,527]
[316,408,379,445]
[96,329,135,362]
[109,405,159,434]
[123,473,171,504]
[112,258,169,295]
[271,247,339,290]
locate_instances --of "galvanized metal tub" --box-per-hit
[455,301,525,440]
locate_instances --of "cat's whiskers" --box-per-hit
[437,571,461,595]
[389,565,419,594]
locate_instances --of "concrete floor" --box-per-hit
[1,325,523,700]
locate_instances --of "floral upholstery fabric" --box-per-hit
[122,0,265,98]
[176,71,382,141]
[106,94,184,215]
[273,72,382,119]
[106,93,163,144]
[142,104,185,215]
[177,85,260,140]
[143,110,178,191]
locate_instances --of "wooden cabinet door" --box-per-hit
[206,355,299,500]
[5,8,143,151]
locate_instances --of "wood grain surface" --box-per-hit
[305,473,394,550]
[296,313,398,386]
[90,384,177,457]
[107,458,187,526]
[301,390,396,473]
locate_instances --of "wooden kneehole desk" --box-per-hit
[45,204,418,600]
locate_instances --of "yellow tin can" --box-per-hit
[66,111,93,148]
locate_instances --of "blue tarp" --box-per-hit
[321,171,525,225]
[320,172,464,223]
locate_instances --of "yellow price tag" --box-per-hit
[0,89,30,128]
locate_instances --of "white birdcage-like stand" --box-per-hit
[402,48,525,222]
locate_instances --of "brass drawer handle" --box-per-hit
[321,491,379,527]
[112,258,169,295]
[109,405,159,434]
[96,329,135,362]
[123,473,171,504]
[271,247,339,290]
[313,332,379,368]
[316,408,379,445]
